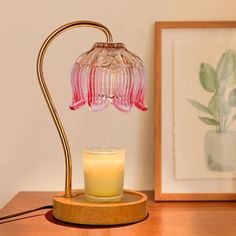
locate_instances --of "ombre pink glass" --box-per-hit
[70,42,147,112]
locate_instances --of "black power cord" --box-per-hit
[0,205,53,221]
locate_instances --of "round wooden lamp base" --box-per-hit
[53,189,148,225]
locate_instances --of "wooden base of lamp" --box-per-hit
[53,189,148,225]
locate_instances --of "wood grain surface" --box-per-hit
[53,189,147,225]
[1,191,236,235]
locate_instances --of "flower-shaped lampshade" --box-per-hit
[70,42,147,112]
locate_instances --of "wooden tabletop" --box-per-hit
[1,191,236,236]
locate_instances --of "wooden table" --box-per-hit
[1,191,236,236]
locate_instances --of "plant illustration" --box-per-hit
[188,49,236,132]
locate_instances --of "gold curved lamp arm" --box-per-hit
[36,21,113,198]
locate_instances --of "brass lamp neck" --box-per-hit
[36,21,113,198]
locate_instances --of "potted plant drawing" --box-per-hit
[188,49,236,171]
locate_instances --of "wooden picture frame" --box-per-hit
[155,21,236,201]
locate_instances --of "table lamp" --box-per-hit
[36,20,148,225]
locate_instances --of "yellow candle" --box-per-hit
[83,147,125,202]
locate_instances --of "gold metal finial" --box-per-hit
[36,21,113,198]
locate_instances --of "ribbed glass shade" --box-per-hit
[70,42,147,112]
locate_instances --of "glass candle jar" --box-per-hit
[83,147,125,202]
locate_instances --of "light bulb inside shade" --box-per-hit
[70,42,148,112]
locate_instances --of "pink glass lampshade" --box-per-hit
[70,42,147,112]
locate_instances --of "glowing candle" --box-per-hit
[83,147,125,202]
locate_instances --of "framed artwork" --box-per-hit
[155,21,236,201]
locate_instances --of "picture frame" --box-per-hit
[155,21,236,201]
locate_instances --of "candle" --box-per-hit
[83,147,125,202]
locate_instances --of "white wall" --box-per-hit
[0,0,236,207]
